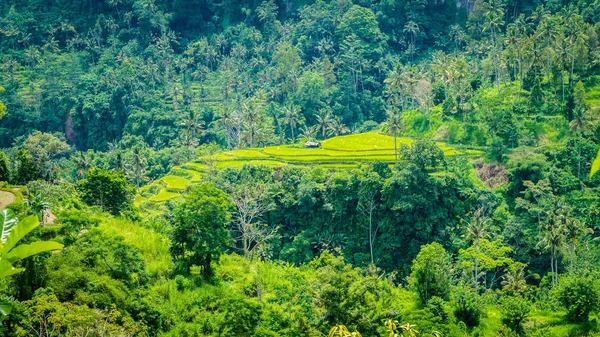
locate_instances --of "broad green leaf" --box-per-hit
[1,215,38,256]
[0,260,24,279]
[0,209,18,244]
[0,302,12,315]
[5,241,63,263]
[590,149,600,179]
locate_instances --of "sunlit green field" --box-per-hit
[137,132,484,210]
[204,132,482,164]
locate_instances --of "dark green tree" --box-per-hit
[0,152,9,182]
[77,167,135,215]
[170,183,233,278]
[16,149,38,184]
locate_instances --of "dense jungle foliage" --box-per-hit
[2,0,600,335]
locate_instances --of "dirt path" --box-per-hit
[43,210,57,224]
[0,191,16,209]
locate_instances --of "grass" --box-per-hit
[161,175,190,191]
[149,189,182,202]
[182,162,209,172]
[321,132,413,151]
[99,218,172,278]
[134,195,147,208]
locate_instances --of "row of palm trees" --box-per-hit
[215,101,352,149]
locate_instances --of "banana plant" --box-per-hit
[328,325,362,337]
[0,209,63,315]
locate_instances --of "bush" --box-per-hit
[499,295,530,333]
[453,288,482,328]
[555,276,600,322]
[427,296,450,322]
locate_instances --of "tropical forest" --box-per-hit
[1,0,600,336]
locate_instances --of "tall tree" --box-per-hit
[180,110,204,159]
[403,21,420,64]
[482,0,505,91]
[328,117,350,137]
[314,109,333,140]
[125,144,148,190]
[463,207,492,291]
[229,183,277,259]
[282,105,302,140]
[537,202,568,287]
[357,170,382,265]
[383,109,403,164]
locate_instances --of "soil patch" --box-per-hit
[0,191,16,209]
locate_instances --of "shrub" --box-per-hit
[555,276,600,322]
[452,288,482,328]
[427,296,450,322]
[499,295,530,333]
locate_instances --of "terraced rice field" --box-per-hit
[203,133,481,167]
[136,132,484,212]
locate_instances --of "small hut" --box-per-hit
[304,141,321,148]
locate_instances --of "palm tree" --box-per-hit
[214,105,238,149]
[570,106,590,177]
[449,24,466,53]
[180,110,204,158]
[482,0,505,91]
[314,109,333,140]
[73,150,93,178]
[282,105,302,140]
[242,98,264,148]
[537,202,568,287]
[27,190,50,225]
[126,144,148,190]
[430,51,450,97]
[403,21,420,63]
[328,117,350,137]
[502,262,528,294]
[536,13,557,80]
[300,125,317,142]
[107,141,124,171]
[565,16,586,85]
[383,109,403,164]
[463,207,492,291]
[563,213,592,273]
[538,222,564,287]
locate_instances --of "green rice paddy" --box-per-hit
[136,132,484,211]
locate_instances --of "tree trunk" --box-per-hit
[394,134,398,164]
[475,241,479,291]
[369,206,374,264]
